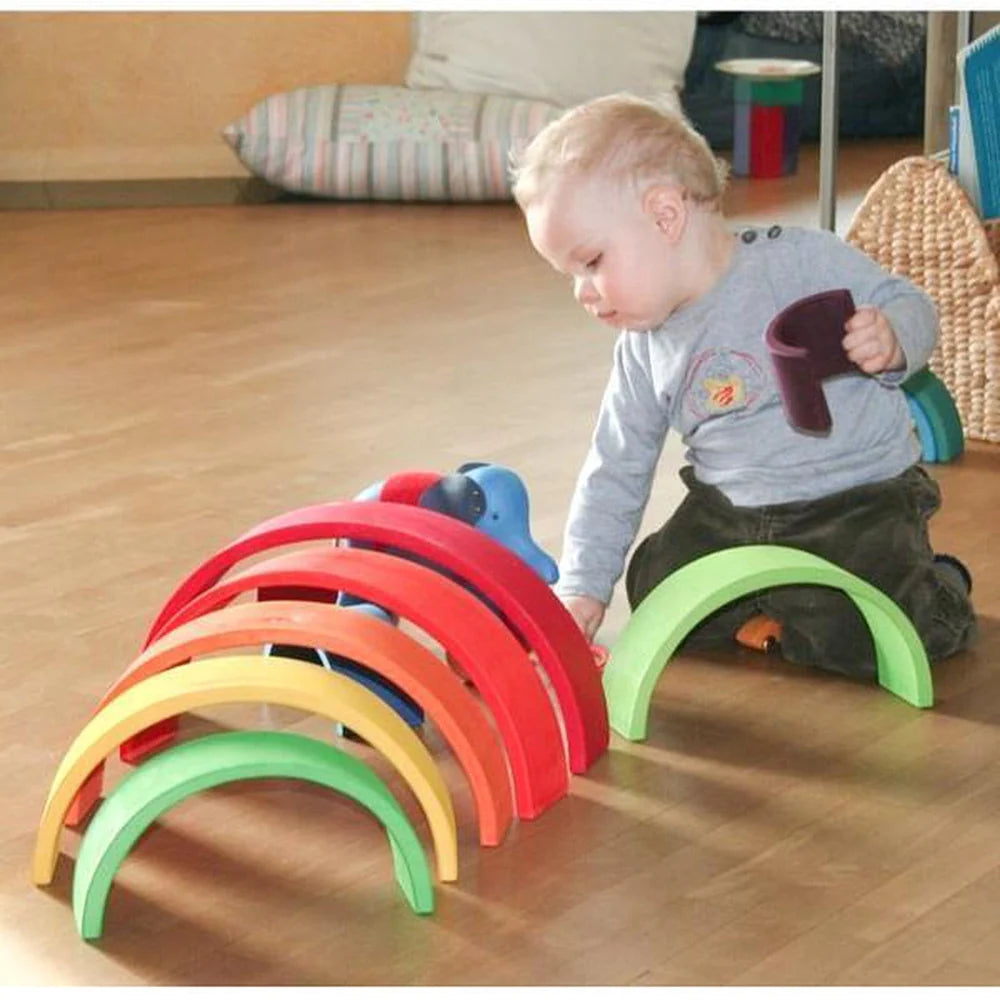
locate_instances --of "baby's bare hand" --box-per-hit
[562,594,606,642]
[842,305,904,374]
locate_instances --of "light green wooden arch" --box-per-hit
[73,730,434,940]
[603,545,933,740]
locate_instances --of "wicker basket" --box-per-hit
[846,156,1000,443]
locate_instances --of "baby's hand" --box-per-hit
[842,305,905,374]
[562,594,606,642]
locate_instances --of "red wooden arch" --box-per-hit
[67,599,515,846]
[121,545,572,820]
[142,548,571,819]
[143,501,608,773]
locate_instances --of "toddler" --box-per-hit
[511,93,976,678]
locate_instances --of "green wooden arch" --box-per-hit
[73,730,434,940]
[603,545,933,740]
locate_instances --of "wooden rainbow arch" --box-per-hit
[142,501,609,775]
[73,730,435,939]
[65,598,515,848]
[33,656,459,885]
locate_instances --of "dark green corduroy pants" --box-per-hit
[625,464,978,679]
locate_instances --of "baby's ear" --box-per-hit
[643,184,686,242]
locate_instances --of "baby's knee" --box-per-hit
[763,589,877,679]
[779,627,878,680]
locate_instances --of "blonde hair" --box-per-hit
[511,92,729,211]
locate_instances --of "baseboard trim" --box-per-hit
[0,176,284,210]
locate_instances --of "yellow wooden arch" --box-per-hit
[33,655,457,884]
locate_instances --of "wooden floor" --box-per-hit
[4,138,1000,987]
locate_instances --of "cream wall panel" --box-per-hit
[0,11,411,181]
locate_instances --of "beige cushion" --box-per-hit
[221,84,562,202]
[405,11,696,111]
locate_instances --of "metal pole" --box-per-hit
[957,9,973,47]
[955,11,973,104]
[818,11,840,232]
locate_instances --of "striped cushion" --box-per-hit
[222,84,563,202]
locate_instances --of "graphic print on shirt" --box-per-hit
[683,348,767,422]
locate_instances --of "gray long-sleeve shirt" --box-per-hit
[558,224,938,605]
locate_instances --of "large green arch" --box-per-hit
[603,545,933,740]
[73,730,433,939]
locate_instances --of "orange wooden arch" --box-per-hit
[66,600,516,846]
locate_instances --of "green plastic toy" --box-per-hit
[72,730,434,939]
[602,545,934,741]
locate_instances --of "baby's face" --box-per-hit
[524,172,685,332]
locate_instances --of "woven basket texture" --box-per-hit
[846,156,1000,443]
